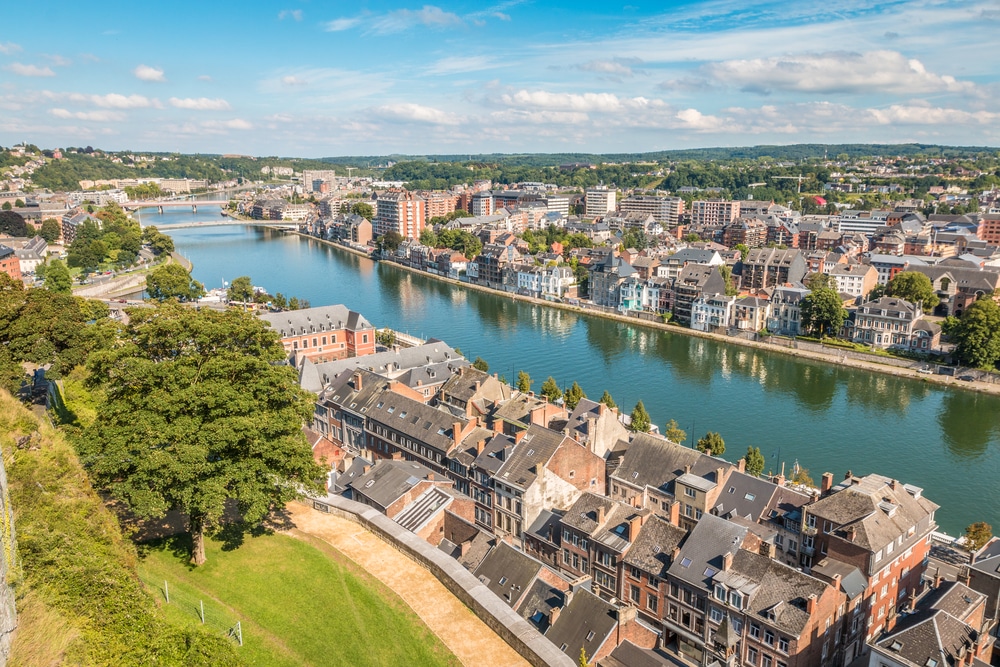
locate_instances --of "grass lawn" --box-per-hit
[138,530,460,667]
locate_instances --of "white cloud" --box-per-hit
[867,104,1000,125]
[492,12,511,20]
[169,97,232,110]
[323,17,362,31]
[578,58,644,78]
[5,63,55,77]
[0,42,21,55]
[218,118,253,130]
[50,108,126,122]
[426,56,496,75]
[673,108,730,132]
[278,9,303,21]
[71,93,157,109]
[198,74,213,82]
[45,54,72,67]
[706,50,978,95]
[501,90,627,112]
[370,5,463,34]
[133,64,165,82]
[281,75,308,87]
[374,102,462,125]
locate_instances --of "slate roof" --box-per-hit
[622,515,687,578]
[366,390,469,456]
[713,471,779,522]
[494,425,568,491]
[600,640,682,667]
[808,473,939,553]
[492,392,555,427]
[394,486,456,533]
[922,581,985,621]
[668,513,747,590]
[545,589,618,659]
[348,459,437,510]
[526,508,565,547]
[259,304,374,337]
[811,558,867,600]
[519,578,565,633]
[330,456,371,494]
[310,341,466,388]
[611,433,733,495]
[873,609,979,667]
[474,541,542,607]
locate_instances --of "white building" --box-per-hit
[691,294,735,331]
[584,186,616,218]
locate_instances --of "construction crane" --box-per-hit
[771,175,808,193]
[747,182,767,188]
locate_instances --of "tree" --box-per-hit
[598,390,616,410]
[733,243,750,262]
[540,376,562,403]
[142,225,175,255]
[1,202,9,211]
[39,218,62,243]
[664,419,686,444]
[964,522,993,552]
[743,446,765,477]
[806,272,835,291]
[227,275,255,303]
[516,370,532,393]
[696,431,725,456]
[419,228,438,248]
[800,287,847,338]
[886,271,938,310]
[44,259,72,294]
[81,304,325,565]
[564,381,586,410]
[579,646,589,667]
[146,263,205,302]
[473,356,489,372]
[952,299,1000,367]
[272,292,288,310]
[350,202,373,220]
[629,400,651,432]
[0,210,27,236]
[14,198,24,208]
[379,231,403,254]
[790,464,814,487]
[719,264,738,296]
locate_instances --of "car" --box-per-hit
[958,375,975,382]
[917,367,934,375]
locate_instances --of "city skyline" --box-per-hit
[1,0,998,156]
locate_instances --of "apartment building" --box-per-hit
[619,195,685,227]
[585,186,616,218]
[691,199,740,226]
[375,190,426,239]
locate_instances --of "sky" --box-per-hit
[1,0,999,157]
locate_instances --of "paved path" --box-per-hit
[285,503,529,667]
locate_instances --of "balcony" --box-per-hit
[802,525,818,536]
[801,544,815,556]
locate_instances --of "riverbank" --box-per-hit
[290,229,1000,397]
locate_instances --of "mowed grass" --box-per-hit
[138,531,461,667]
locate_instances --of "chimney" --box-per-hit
[353,371,363,391]
[737,458,746,473]
[722,551,734,571]
[684,464,692,475]
[669,501,681,527]
[474,380,481,393]
[453,421,463,449]
[821,472,834,494]
[775,473,786,487]
[671,546,682,562]
[362,464,372,474]
[716,467,726,484]
[549,606,561,627]
[427,472,435,481]
[492,418,504,434]
[391,452,402,461]
[628,515,644,542]
[934,568,943,589]
[514,430,527,445]
[847,526,857,542]
[806,594,816,614]
[596,505,606,525]
[476,439,486,455]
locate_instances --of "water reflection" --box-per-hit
[938,392,995,459]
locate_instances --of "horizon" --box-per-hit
[2,1,999,156]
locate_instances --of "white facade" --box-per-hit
[691,294,735,331]
[584,187,616,217]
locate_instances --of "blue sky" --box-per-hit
[1,0,998,156]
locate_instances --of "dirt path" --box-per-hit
[286,503,529,667]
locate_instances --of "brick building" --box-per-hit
[259,304,376,362]
[374,190,426,239]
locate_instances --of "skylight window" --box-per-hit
[745,493,756,501]
[704,567,717,577]
[680,557,692,568]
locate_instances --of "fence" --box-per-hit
[140,574,243,647]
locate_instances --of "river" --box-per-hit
[150,210,1000,536]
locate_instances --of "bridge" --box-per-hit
[127,200,229,213]
[149,219,299,231]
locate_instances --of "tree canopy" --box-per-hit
[540,376,561,403]
[39,218,62,243]
[629,400,651,432]
[964,522,993,552]
[696,431,726,456]
[0,210,27,236]
[516,370,532,393]
[664,419,686,444]
[80,304,325,565]
[146,263,205,302]
[227,275,255,303]
[472,356,489,372]
[800,287,848,338]
[886,271,939,310]
[564,381,586,410]
[951,299,1000,368]
[350,202,373,220]
[44,259,72,294]
[743,446,765,477]
[598,390,616,410]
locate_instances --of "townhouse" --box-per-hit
[846,297,940,351]
[742,248,808,291]
[259,304,376,362]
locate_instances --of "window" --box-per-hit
[762,656,772,667]
[647,596,658,614]
[749,623,761,639]
[764,629,774,646]
[747,647,758,665]
[710,606,724,623]
[630,585,640,603]
[778,637,789,653]
[586,631,595,641]
[729,591,743,609]
[715,584,727,601]
[685,486,696,498]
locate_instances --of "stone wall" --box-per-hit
[0,450,17,667]
[308,495,574,667]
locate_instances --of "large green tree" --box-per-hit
[629,400,651,432]
[664,419,686,444]
[800,287,848,338]
[952,299,1000,367]
[964,522,993,552]
[564,381,586,410]
[516,370,532,393]
[39,218,62,243]
[146,263,205,302]
[44,259,72,294]
[350,202,373,220]
[81,305,325,565]
[598,390,616,410]
[696,431,726,456]
[886,271,938,310]
[0,210,27,236]
[743,446,765,477]
[227,275,255,303]
[540,376,562,403]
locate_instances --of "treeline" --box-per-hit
[382,160,662,190]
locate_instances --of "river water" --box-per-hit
[150,209,1000,536]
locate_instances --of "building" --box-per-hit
[259,304,376,362]
[767,286,808,336]
[589,253,637,309]
[585,187,617,218]
[672,264,727,325]
[741,248,807,291]
[60,209,101,245]
[847,297,940,351]
[690,200,740,226]
[802,472,939,642]
[375,190,426,239]
[829,263,878,299]
[691,294,735,332]
[619,195,685,227]
[0,245,21,281]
